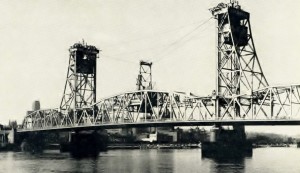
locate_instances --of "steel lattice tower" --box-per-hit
[210,1,268,119]
[60,42,100,111]
[136,61,153,90]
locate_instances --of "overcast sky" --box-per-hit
[1,0,300,135]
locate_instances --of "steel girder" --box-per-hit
[22,90,215,130]
[21,86,300,131]
[215,85,300,120]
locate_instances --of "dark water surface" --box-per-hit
[1,148,300,173]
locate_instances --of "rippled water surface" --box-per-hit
[1,148,300,173]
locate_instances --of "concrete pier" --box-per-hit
[202,125,252,158]
[67,130,108,158]
[20,132,45,153]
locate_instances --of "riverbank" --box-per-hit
[108,143,200,150]
[1,142,297,152]
[253,143,294,148]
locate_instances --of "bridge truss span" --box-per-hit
[21,86,300,132]
[217,85,300,120]
[250,85,300,119]
[22,90,215,131]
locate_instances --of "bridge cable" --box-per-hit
[100,17,213,64]
[153,17,213,63]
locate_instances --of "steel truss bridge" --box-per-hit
[19,1,300,132]
[21,85,300,132]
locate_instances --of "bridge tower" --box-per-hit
[60,42,100,111]
[210,0,268,119]
[136,61,153,90]
[202,0,267,157]
[58,42,107,157]
[134,60,156,138]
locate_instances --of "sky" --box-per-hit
[1,0,300,135]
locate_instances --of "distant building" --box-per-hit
[107,128,133,136]
[138,127,178,143]
[26,100,41,116]
[0,127,14,148]
[106,127,178,143]
[32,100,40,111]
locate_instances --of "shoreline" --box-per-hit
[108,143,201,150]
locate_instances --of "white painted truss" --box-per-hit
[21,86,300,131]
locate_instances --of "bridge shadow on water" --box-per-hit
[202,151,251,173]
[41,149,250,173]
[1,149,258,173]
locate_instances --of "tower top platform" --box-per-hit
[209,1,244,16]
[69,42,100,54]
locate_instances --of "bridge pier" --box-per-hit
[19,132,46,153]
[202,125,252,158]
[66,130,108,158]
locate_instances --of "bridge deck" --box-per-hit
[17,119,300,133]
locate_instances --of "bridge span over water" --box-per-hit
[20,87,300,133]
[18,1,300,134]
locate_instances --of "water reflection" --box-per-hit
[100,150,174,173]
[202,151,251,173]
[1,148,300,173]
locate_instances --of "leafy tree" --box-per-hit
[8,120,18,129]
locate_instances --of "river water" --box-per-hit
[1,147,300,173]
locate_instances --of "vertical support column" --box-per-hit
[290,87,293,119]
[270,89,274,118]
[215,17,221,119]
